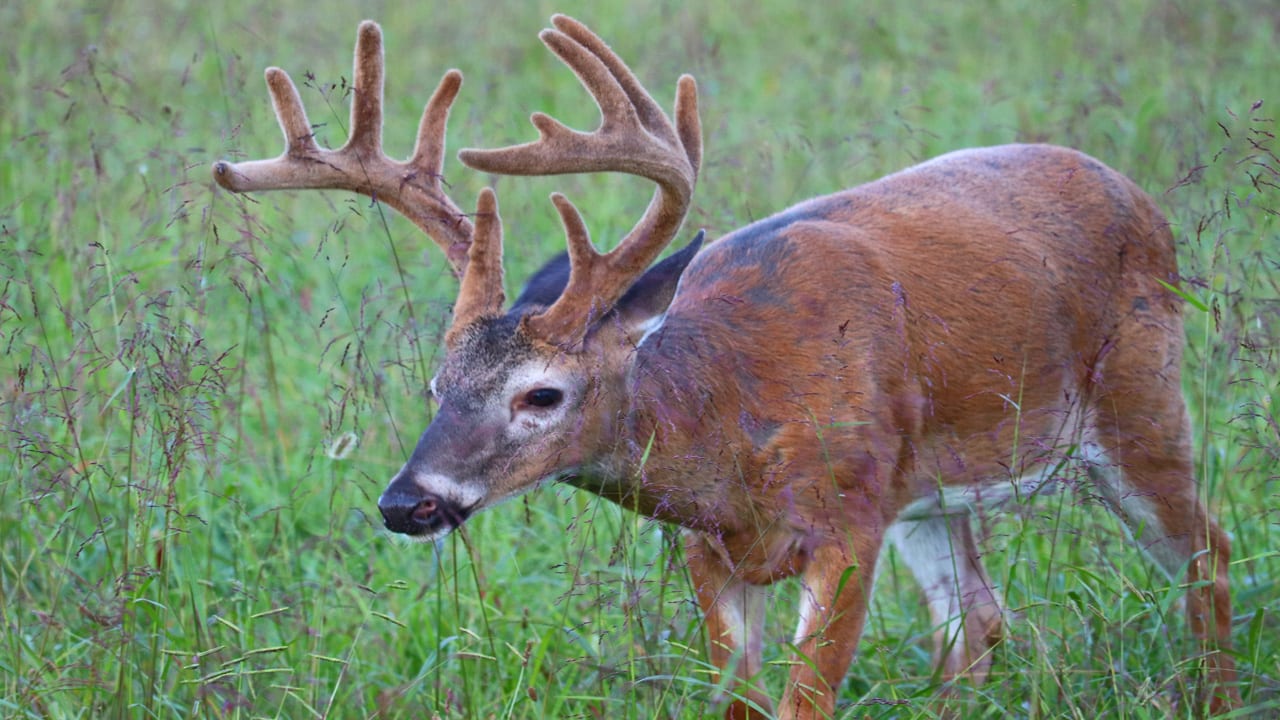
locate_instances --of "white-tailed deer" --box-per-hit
[213,17,1240,719]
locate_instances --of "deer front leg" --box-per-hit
[780,533,883,720]
[685,532,773,720]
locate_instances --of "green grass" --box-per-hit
[2,0,1277,718]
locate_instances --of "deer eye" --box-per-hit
[523,388,563,409]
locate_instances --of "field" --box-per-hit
[2,0,1278,717]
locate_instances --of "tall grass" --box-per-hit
[1,0,1276,718]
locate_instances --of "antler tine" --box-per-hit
[347,20,384,156]
[458,15,701,348]
[446,188,506,346]
[212,21,475,276]
[550,15,691,161]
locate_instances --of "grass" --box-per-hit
[1,0,1277,717]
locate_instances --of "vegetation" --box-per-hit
[1,0,1276,717]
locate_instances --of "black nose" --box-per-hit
[378,489,467,536]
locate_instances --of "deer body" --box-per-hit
[627,141,1159,524]
[215,17,1238,718]
[562,143,1230,716]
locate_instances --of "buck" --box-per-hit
[213,16,1240,719]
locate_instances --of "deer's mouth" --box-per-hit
[378,490,476,539]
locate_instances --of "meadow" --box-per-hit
[1,0,1277,717]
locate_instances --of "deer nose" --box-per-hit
[379,489,443,535]
[378,488,471,537]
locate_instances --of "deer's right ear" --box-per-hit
[611,230,704,334]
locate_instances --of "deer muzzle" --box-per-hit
[378,483,472,538]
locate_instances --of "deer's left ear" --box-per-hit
[610,230,704,338]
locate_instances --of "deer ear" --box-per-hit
[610,230,704,336]
[511,250,571,313]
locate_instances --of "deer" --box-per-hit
[212,16,1240,719]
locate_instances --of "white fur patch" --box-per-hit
[1080,446,1181,576]
[636,312,667,348]
[896,442,1111,521]
[399,470,486,509]
[794,586,819,646]
[501,361,576,438]
[719,586,749,648]
[722,583,767,651]
[886,518,965,646]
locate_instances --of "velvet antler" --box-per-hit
[212,21,476,276]
[458,15,701,347]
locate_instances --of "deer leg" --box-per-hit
[685,532,772,720]
[1087,331,1239,712]
[1085,433,1239,713]
[887,511,1004,684]
[779,534,883,720]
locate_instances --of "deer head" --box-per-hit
[213,16,701,541]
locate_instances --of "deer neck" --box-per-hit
[562,361,748,532]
